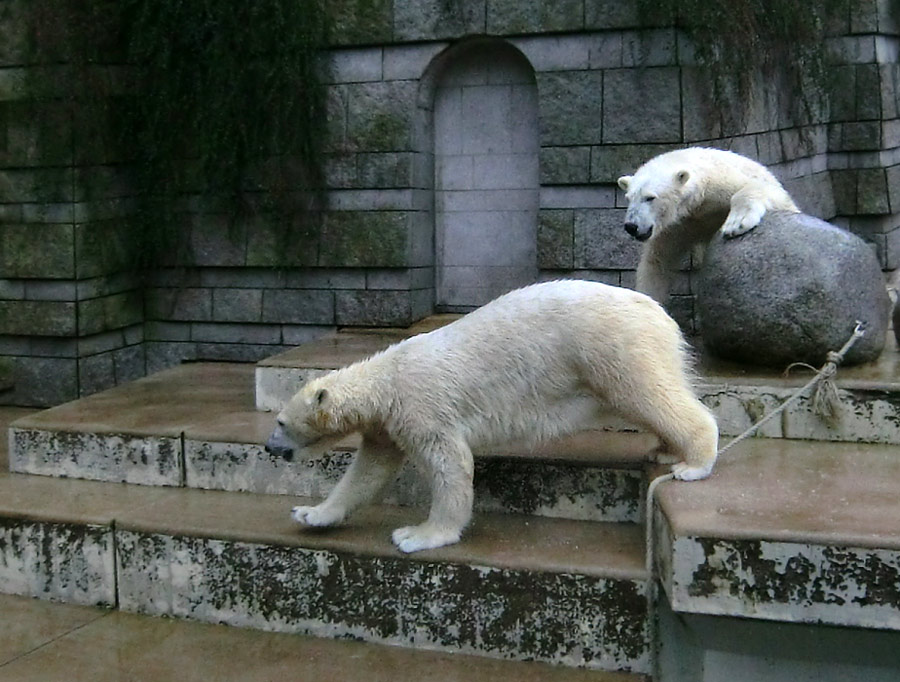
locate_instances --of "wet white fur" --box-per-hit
[618,147,799,303]
[275,280,719,553]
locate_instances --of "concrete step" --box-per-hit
[257,322,900,445]
[653,437,900,632]
[0,471,652,674]
[0,593,645,682]
[9,362,655,523]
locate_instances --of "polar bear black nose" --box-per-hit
[624,222,640,237]
[625,222,652,242]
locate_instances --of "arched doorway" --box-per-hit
[432,41,539,311]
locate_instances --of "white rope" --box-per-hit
[642,322,867,656]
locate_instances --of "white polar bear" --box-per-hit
[265,280,719,553]
[617,147,799,303]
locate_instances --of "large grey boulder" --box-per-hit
[696,211,890,368]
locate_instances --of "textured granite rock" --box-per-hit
[696,211,890,367]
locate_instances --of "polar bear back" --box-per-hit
[382,280,689,448]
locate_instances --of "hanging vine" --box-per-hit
[24,0,330,267]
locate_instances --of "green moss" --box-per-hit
[637,0,847,128]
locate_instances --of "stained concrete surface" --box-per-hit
[0,594,642,682]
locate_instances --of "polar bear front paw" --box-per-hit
[391,524,461,553]
[291,504,343,527]
[721,205,765,238]
[672,462,714,481]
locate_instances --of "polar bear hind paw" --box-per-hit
[671,461,714,481]
[392,523,461,553]
[291,504,343,527]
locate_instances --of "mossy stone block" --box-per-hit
[74,220,136,279]
[539,147,590,185]
[537,72,604,146]
[1,224,75,279]
[393,0,485,41]
[335,289,412,326]
[537,210,574,269]
[328,0,392,46]
[245,214,319,268]
[486,0,583,34]
[319,211,410,268]
[346,82,416,152]
[0,300,76,336]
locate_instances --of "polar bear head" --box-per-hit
[617,165,695,242]
[265,375,336,461]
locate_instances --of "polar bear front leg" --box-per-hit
[721,185,769,238]
[392,438,474,553]
[292,434,405,529]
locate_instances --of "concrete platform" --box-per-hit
[9,362,655,523]
[0,472,651,673]
[0,594,643,682]
[655,437,900,630]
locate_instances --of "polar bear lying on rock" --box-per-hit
[618,147,799,303]
[265,280,718,553]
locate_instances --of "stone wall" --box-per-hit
[1,0,898,405]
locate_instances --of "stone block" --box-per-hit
[77,291,143,336]
[336,289,412,326]
[0,519,115,606]
[486,0,583,34]
[113,344,146,384]
[830,169,858,215]
[195,342,290,363]
[11,426,181,485]
[622,29,676,67]
[0,300,75,336]
[573,208,641,269]
[393,0,485,41]
[0,99,72,167]
[190,323,281,346]
[345,81,417,152]
[245,215,320,268]
[0,279,24,299]
[383,43,448,81]
[262,290,336,325]
[584,0,641,29]
[74,220,135,279]
[281,325,335,347]
[357,152,414,188]
[857,168,891,214]
[145,288,213,322]
[24,280,77,301]
[145,342,197,374]
[188,214,247,267]
[325,153,358,188]
[319,211,410,267]
[1,355,78,406]
[0,224,74,279]
[511,35,593,72]
[212,289,263,323]
[328,0,392,45]
[851,0,880,33]
[78,352,115,396]
[887,164,900,214]
[837,121,883,151]
[539,146,591,185]
[696,212,890,367]
[537,209,574,269]
[603,68,681,144]
[537,71,604,146]
[285,268,367,289]
[327,48,383,84]
[0,167,73,203]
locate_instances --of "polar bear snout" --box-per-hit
[265,424,298,461]
[625,221,652,241]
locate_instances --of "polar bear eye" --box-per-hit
[644,195,656,203]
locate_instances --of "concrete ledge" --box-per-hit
[0,472,651,674]
[655,438,900,630]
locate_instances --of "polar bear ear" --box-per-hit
[314,388,328,406]
[617,175,632,191]
[675,169,691,186]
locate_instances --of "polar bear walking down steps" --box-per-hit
[265,280,719,553]
[618,147,799,304]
